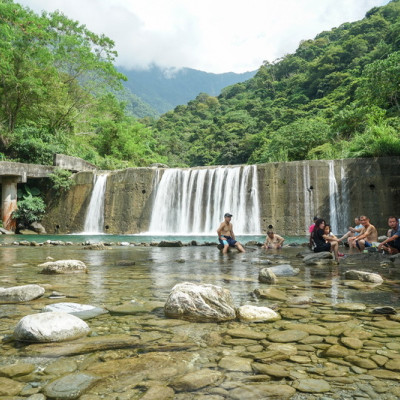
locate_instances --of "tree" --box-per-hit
[357,51,400,112]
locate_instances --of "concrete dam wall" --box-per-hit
[42,157,400,236]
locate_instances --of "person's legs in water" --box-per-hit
[331,241,339,261]
[219,237,230,254]
[235,242,246,253]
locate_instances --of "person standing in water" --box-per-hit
[217,213,245,254]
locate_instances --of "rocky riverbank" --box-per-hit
[0,244,399,399]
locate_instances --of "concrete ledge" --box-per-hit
[53,154,97,172]
[0,162,56,181]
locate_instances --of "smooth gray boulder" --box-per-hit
[0,284,45,303]
[303,252,334,265]
[43,373,99,399]
[29,222,46,234]
[158,240,183,247]
[0,227,14,235]
[41,303,108,320]
[268,264,299,276]
[344,270,383,284]
[14,312,90,342]
[237,305,281,322]
[251,258,272,265]
[39,260,88,274]
[258,268,277,284]
[164,282,236,322]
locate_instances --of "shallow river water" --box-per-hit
[1,237,400,399]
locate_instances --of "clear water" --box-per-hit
[0,234,306,245]
[1,238,400,398]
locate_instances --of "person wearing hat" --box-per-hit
[217,213,245,254]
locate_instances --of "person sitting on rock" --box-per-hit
[337,217,363,244]
[378,216,400,255]
[349,215,378,251]
[311,218,339,261]
[262,230,285,249]
[324,224,344,257]
[217,213,245,254]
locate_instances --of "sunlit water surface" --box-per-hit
[1,235,400,399]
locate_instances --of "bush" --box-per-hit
[12,196,46,226]
[49,168,73,192]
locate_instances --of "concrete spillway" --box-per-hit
[148,165,260,235]
[42,157,400,235]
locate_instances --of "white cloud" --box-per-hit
[18,0,390,73]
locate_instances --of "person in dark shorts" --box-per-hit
[217,213,245,254]
[378,216,400,254]
[311,218,339,261]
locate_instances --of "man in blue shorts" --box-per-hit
[350,215,378,251]
[217,213,245,254]
[378,216,400,254]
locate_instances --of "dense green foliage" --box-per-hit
[1,0,399,168]
[0,0,166,168]
[148,0,400,166]
[12,185,46,226]
[48,168,73,192]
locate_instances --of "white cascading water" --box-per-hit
[148,165,261,235]
[83,173,108,233]
[303,163,314,233]
[328,161,339,234]
[339,161,350,232]
[328,160,350,235]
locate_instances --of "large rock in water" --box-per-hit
[14,312,90,342]
[344,270,383,284]
[303,252,334,265]
[158,240,183,247]
[39,260,88,274]
[164,282,236,322]
[268,264,299,276]
[41,303,108,320]
[237,305,281,322]
[0,284,45,303]
[258,268,277,284]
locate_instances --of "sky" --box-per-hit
[18,0,391,74]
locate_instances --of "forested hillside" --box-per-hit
[147,0,400,166]
[0,0,166,169]
[120,66,256,116]
[1,0,399,169]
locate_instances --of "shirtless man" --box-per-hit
[217,213,245,254]
[378,216,400,255]
[349,215,378,251]
[263,230,285,249]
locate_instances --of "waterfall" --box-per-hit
[83,173,108,234]
[303,163,314,233]
[339,161,350,232]
[328,161,339,234]
[328,160,350,235]
[148,165,261,235]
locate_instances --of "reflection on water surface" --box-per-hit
[0,241,400,399]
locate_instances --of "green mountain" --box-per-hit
[119,66,256,116]
[147,0,400,167]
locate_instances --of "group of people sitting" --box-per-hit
[309,215,400,261]
[217,212,400,259]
